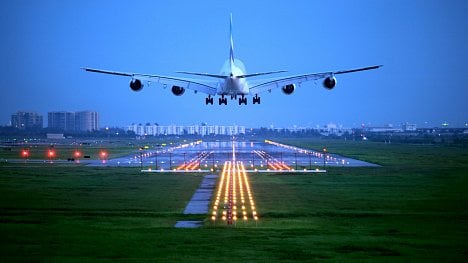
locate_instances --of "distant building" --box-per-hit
[48,111,99,132]
[75,111,99,131]
[402,123,417,132]
[48,111,75,131]
[127,124,246,136]
[46,133,65,139]
[11,111,43,129]
[366,124,402,133]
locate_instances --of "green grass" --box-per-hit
[1,140,467,261]
[0,144,138,160]
[277,138,468,167]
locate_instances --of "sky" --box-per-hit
[1,0,467,128]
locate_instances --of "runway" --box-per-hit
[93,140,378,170]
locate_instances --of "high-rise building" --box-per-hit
[11,111,43,129]
[48,111,75,131]
[48,111,99,132]
[75,111,99,131]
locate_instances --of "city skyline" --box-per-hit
[6,109,467,129]
[8,110,99,131]
[1,1,467,128]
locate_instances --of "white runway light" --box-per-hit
[211,141,259,225]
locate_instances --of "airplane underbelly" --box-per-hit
[219,78,248,95]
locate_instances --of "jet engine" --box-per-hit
[129,79,143,91]
[281,84,295,95]
[171,85,185,96]
[323,76,337,90]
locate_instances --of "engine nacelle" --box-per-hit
[171,85,185,96]
[323,76,337,90]
[281,84,295,95]
[129,79,143,91]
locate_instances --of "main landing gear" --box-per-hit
[205,95,214,105]
[238,95,247,105]
[253,94,261,104]
[218,95,227,105]
[208,95,259,105]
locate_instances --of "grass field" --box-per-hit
[1,139,467,261]
[0,144,137,160]
[0,138,185,160]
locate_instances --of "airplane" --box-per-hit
[82,15,381,105]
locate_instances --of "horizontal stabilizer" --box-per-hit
[176,71,228,79]
[237,70,287,78]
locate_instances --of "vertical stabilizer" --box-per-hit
[229,13,235,73]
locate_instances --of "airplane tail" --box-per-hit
[229,13,235,73]
[176,15,287,79]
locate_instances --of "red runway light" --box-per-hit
[74,151,82,158]
[99,150,108,159]
[47,149,56,158]
[21,149,29,158]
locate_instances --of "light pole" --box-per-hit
[294,152,297,170]
[169,152,172,170]
[155,150,158,170]
[211,152,215,171]
[252,151,255,168]
[139,147,143,170]
[323,148,327,167]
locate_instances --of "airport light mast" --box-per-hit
[294,152,298,170]
[154,150,158,170]
[139,147,143,170]
[323,148,327,167]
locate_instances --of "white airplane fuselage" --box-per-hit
[217,59,249,96]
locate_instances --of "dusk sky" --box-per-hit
[1,0,467,128]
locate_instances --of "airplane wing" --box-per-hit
[249,65,382,94]
[82,68,218,95]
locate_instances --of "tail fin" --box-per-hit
[229,14,235,69]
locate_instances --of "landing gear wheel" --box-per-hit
[218,97,227,105]
[253,95,261,104]
[205,96,214,105]
[238,97,247,105]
